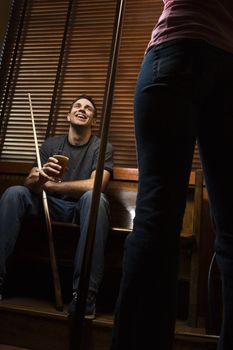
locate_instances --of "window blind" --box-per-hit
[0,0,201,169]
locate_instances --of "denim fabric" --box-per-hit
[0,186,40,277]
[111,39,233,350]
[0,186,110,294]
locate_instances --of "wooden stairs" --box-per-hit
[0,296,219,350]
[0,166,221,349]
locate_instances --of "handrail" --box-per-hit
[0,161,198,186]
[68,1,126,349]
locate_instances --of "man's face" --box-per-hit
[67,98,96,128]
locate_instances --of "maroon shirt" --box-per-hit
[146,0,233,54]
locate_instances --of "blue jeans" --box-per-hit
[0,186,110,294]
[111,39,233,350]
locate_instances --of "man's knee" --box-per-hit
[81,190,92,202]
[1,185,30,201]
[99,193,109,210]
[80,190,109,212]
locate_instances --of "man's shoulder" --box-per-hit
[43,134,66,146]
[40,135,67,156]
[90,134,113,149]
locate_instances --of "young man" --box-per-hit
[0,95,113,319]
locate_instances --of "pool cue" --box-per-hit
[28,93,63,311]
[68,0,126,348]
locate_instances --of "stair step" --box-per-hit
[0,346,30,350]
[0,297,67,319]
[0,297,219,350]
[0,297,70,350]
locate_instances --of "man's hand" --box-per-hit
[24,156,63,193]
[39,156,63,182]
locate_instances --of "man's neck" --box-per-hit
[68,126,92,146]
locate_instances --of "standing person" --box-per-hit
[0,95,114,320]
[111,1,233,349]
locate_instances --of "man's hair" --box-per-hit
[69,94,98,119]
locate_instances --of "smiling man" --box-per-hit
[0,95,114,319]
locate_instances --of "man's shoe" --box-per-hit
[68,291,78,315]
[68,291,96,320]
[85,291,96,320]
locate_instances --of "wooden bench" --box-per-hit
[0,162,204,326]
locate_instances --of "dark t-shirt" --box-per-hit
[37,134,114,200]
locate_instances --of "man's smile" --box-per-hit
[75,112,87,120]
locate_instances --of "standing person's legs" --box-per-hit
[197,46,233,350]
[0,186,40,283]
[111,40,199,350]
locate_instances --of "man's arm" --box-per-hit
[43,169,111,199]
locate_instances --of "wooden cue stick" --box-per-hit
[69,0,126,348]
[28,93,63,311]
